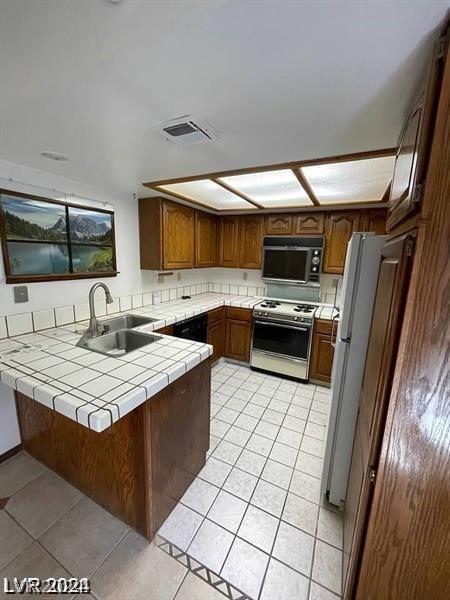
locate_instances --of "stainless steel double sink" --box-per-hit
[77,314,161,357]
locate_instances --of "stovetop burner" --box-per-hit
[294,304,314,313]
[260,300,281,308]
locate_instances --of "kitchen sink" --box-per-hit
[77,329,161,357]
[97,314,157,333]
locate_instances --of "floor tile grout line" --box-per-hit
[210,365,340,596]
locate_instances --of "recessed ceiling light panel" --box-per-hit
[300,156,395,204]
[158,179,253,210]
[40,151,69,162]
[218,169,312,208]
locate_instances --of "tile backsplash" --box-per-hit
[0,275,340,340]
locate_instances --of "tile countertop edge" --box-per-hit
[0,293,337,434]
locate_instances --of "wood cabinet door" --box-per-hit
[239,215,264,269]
[294,212,325,234]
[162,201,195,269]
[344,235,413,599]
[218,216,239,267]
[323,211,360,274]
[361,209,387,234]
[265,214,293,235]
[149,361,211,533]
[196,212,217,267]
[309,327,334,384]
[207,319,224,363]
[224,318,251,362]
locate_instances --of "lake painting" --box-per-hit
[1,193,115,277]
[7,242,69,275]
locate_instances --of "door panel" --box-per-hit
[323,212,360,274]
[224,319,251,362]
[196,212,217,267]
[343,234,413,599]
[265,214,293,235]
[162,201,195,269]
[218,216,239,267]
[239,215,264,269]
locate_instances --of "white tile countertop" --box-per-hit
[0,293,337,433]
[0,294,260,433]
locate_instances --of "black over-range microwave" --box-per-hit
[262,236,324,287]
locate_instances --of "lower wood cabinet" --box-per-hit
[155,325,174,335]
[224,307,252,362]
[309,319,335,384]
[207,308,224,363]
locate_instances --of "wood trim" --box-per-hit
[292,168,320,206]
[144,148,396,188]
[5,271,119,284]
[153,185,255,213]
[212,178,263,209]
[0,443,22,464]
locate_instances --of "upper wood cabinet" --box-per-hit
[265,214,293,235]
[239,215,264,269]
[360,209,387,234]
[139,197,195,270]
[195,212,217,267]
[294,212,325,235]
[323,211,361,274]
[387,30,447,231]
[162,201,195,269]
[218,216,240,267]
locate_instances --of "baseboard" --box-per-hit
[0,444,22,464]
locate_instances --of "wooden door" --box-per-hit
[265,214,293,235]
[239,215,264,269]
[309,319,335,384]
[196,212,217,267]
[162,201,195,269]
[294,212,325,234]
[343,234,414,599]
[323,211,360,274]
[218,216,239,267]
[361,209,387,234]
[207,319,224,363]
[224,319,251,362]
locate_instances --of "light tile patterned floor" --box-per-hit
[158,361,342,600]
[0,360,342,600]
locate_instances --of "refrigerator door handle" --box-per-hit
[330,313,339,349]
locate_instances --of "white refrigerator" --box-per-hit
[322,232,387,509]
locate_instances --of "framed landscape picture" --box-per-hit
[0,190,117,283]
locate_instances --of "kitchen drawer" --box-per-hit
[207,307,224,324]
[314,319,333,335]
[225,307,252,322]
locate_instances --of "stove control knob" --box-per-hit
[312,256,320,265]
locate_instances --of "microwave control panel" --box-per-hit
[309,249,322,282]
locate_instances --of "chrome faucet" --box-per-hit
[87,283,113,337]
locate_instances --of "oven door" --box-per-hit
[252,319,311,360]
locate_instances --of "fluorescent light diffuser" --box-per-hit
[218,169,312,208]
[300,156,395,205]
[158,179,253,210]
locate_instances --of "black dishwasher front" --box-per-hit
[173,314,207,343]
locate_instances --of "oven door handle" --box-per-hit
[254,320,310,332]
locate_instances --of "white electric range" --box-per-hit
[251,300,317,381]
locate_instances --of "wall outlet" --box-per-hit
[13,286,29,303]
[243,272,248,281]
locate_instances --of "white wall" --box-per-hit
[0,159,146,315]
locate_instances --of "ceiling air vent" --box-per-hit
[159,115,219,146]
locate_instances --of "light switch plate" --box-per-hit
[14,286,29,303]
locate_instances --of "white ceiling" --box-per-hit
[0,0,447,202]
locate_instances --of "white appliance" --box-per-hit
[322,232,387,509]
[251,300,316,381]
